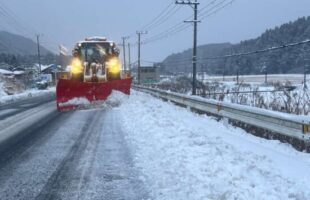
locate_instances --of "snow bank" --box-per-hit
[60,90,129,109]
[0,87,55,105]
[0,82,7,97]
[105,90,129,107]
[58,97,90,107]
[118,90,310,200]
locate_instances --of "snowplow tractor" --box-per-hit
[56,37,132,111]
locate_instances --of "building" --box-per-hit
[139,65,160,84]
[34,64,65,84]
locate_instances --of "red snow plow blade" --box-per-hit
[56,78,132,111]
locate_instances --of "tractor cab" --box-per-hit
[70,37,121,82]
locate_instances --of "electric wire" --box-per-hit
[140,1,175,31]
[146,6,182,32]
[141,0,233,45]
[0,2,58,53]
[160,39,310,66]
[198,39,310,60]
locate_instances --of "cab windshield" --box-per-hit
[80,42,115,63]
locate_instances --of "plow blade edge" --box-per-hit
[56,78,132,111]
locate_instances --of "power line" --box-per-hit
[198,39,310,60]
[0,2,37,38]
[143,0,225,43]
[146,6,182,32]
[0,2,58,53]
[163,59,192,65]
[141,14,192,44]
[198,0,233,19]
[141,0,233,45]
[161,39,310,65]
[142,23,190,44]
[127,1,176,38]
[140,1,175,31]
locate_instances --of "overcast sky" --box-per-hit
[0,0,310,62]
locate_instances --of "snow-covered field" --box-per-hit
[155,76,310,115]
[118,90,310,200]
[200,74,309,84]
[161,74,310,84]
[204,81,310,115]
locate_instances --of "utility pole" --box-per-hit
[121,36,129,71]
[262,62,268,84]
[222,72,225,81]
[36,34,42,75]
[222,60,226,81]
[303,45,309,89]
[304,63,308,89]
[236,68,239,84]
[236,60,240,84]
[176,0,200,95]
[136,31,147,84]
[200,64,203,81]
[128,43,131,71]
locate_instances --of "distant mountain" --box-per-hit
[162,16,310,75]
[0,31,51,55]
[162,43,232,74]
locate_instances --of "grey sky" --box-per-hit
[1,0,310,62]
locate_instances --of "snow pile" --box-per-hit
[0,87,55,105]
[58,97,91,107]
[0,82,7,96]
[118,91,310,200]
[105,90,129,107]
[60,90,129,109]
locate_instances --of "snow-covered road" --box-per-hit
[0,96,54,121]
[0,102,148,200]
[0,90,310,200]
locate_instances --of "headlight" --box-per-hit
[108,58,121,74]
[71,58,83,74]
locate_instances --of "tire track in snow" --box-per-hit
[0,112,68,173]
[0,95,54,121]
[35,110,102,200]
[86,109,149,200]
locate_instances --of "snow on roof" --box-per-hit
[42,65,51,71]
[85,36,107,41]
[13,71,25,75]
[34,64,62,71]
[13,67,25,71]
[78,40,115,45]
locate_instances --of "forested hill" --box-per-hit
[0,31,50,55]
[162,16,310,75]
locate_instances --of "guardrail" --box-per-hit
[133,85,310,141]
